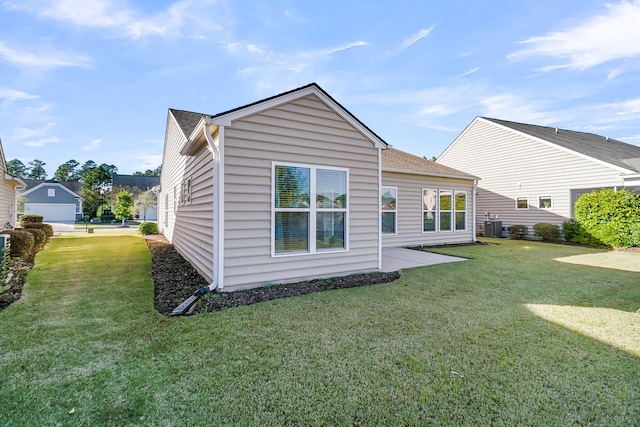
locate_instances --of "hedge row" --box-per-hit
[1,224,53,259]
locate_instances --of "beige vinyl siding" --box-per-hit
[0,177,17,226]
[381,171,475,247]
[222,94,380,291]
[439,119,627,234]
[159,112,215,283]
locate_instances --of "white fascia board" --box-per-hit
[382,167,479,181]
[22,182,82,198]
[180,118,216,156]
[210,85,388,149]
[479,117,636,175]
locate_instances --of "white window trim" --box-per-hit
[455,190,467,231]
[381,186,397,236]
[183,177,192,205]
[538,195,553,209]
[439,190,453,232]
[271,162,349,257]
[47,188,55,197]
[422,188,437,234]
[515,196,529,210]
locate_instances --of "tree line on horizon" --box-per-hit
[8,159,161,218]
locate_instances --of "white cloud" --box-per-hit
[0,41,91,69]
[509,1,640,71]
[14,122,56,140]
[24,136,61,147]
[82,139,101,152]
[456,67,480,78]
[0,89,39,101]
[399,27,434,52]
[480,93,556,124]
[3,0,226,40]
[137,154,163,170]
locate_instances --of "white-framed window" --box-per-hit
[272,163,348,256]
[439,190,453,232]
[173,185,179,213]
[516,196,529,210]
[47,188,55,197]
[381,186,397,235]
[422,189,437,232]
[538,195,553,209]
[182,177,192,204]
[455,191,467,231]
[164,194,169,227]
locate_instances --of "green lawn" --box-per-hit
[0,236,638,426]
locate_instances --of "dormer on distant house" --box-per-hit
[437,117,640,237]
[0,138,26,228]
[20,179,84,222]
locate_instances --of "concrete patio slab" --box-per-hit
[381,247,467,272]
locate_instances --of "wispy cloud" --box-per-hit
[0,89,39,101]
[0,41,91,69]
[399,27,434,52]
[3,0,226,40]
[24,136,61,147]
[82,138,101,152]
[137,154,163,170]
[509,1,640,71]
[14,122,56,140]
[456,67,480,78]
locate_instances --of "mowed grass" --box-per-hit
[0,236,638,426]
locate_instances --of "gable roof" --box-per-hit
[482,117,640,174]
[112,174,160,191]
[21,179,83,197]
[383,148,477,180]
[170,83,388,150]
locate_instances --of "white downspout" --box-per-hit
[472,179,478,242]
[378,148,382,269]
[204,118,225,291]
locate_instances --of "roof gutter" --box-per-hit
[382,167,479,181]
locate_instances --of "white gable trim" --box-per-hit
[478,117,635,175]
[22,182,83,199]
[210,85,388,149]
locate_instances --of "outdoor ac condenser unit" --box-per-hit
[0,234,11,262]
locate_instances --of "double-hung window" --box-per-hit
[381,187,397,234]
[423,189,466,232]
[455,191,467,231]
[273,163,347,255]
[423,189,437,232]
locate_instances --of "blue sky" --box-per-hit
[1,1,640,176]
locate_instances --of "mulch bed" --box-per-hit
[145,236,400,315]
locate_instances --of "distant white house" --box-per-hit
[112,174,160,221]
[437,117,640,236]
[20,179,83,222]
[158,83,477,292]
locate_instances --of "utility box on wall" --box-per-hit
[0,234,11,262]
[484,221,502,238]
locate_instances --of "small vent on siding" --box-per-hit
[555,127,558,134]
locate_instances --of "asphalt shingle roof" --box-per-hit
[383,148,477,179]
[169,109,204,138]
[112,174,160,191]
[484,117,640,174]
[21,179,82,195]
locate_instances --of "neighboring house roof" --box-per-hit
[170,82,389,150]
[112,174,160,191]
[383,148,478,180]
[21,179,83,197]
[482,117,640,174]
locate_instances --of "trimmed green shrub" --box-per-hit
[19,214,43,225]
[139,222,158,235]
[533,223,560,242]
[24,223,54,241]
[574,188,640,248]
[1,230,35,258]
[24,227,47,248]
[507,225,528,240]
[562,219,607,247]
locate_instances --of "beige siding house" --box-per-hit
[159,84,477,292]
[437,117,640,236]
[0,138,25,228]
[381,149,478,247]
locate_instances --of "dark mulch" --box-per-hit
[145,236,400,316]
[0,254,35,312]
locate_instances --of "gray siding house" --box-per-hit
[437,117,640,236]
[21,179,84,221]
[159,83,477,292]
